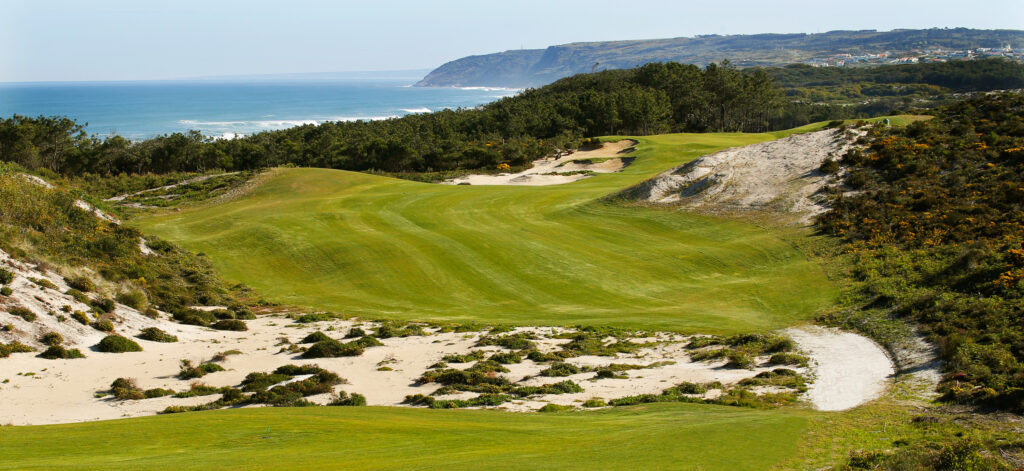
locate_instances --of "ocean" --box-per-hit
[0,79,517,140]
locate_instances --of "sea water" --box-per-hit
[0,79,517,140]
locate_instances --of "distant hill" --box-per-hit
[415,28,1024,88]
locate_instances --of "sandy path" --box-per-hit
[786,326,894,411]
[446,140,636,186]
[105,172,240,202]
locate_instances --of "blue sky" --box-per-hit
[1,0,1022,82]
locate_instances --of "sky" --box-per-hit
[1,0,1022,82]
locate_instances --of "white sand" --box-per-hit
[631,129,861,224]
[786,326,895,411]
[446,140,636,186]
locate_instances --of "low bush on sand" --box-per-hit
[300,331,332,344]
[301,337,380,358]
[110,377,145,400]
[91,319,114,332]
[582,398,607,408]
[212,319,247,331]
[0,268,12,284]
[328,391,366,406]
[178,359,226,379]
[71,310,90,325]
[38,345,84,359]
[95,335,142,353]
[39,332,63,346]
[138,327,177,343]
[344,327,366,338]
[65,289,90,304]
[375,321,426,338]
[64,276,94,292]
[0,286,11,296]
[0,341,34,357]
[476,333,537,350]
[538,403,572,412]
[489,352,522,364]
[540,362,580,377]
[768,352,809,367]
[442,350,485,363]
[9,307,36,322]
[91,298,115,313]
[116,290,147,310]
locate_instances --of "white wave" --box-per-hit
[400,107,431,113]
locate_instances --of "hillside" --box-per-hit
[415,28,1024,88]
[135,130,838,332]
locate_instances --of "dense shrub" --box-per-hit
[110,377,145,400]
[0,268,12,284]
[116,290,147,310]
[38,345,85,359]
[211,319,247,331]
[300,331,332,343]
[65,289,90,304]
[538,403,573,412]
[91,319,114,332]
[91,298,115,313]
[0,341,34,357]
[344,327,366,338]
[9,307,36,322]
[137,327,177,343]
[71,310,90,325]
[64,276,94,292]
[39,331,63,346]
[540,362,581,377]
[95,335,142,352]
[301,339,363,358]
[178,359,225,379]
[0,286,11,296]
[328,391,366,406]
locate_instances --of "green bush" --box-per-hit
[178,359,225,379]
[349,335,383,348]
[110,378,145,400]
[65,289,90,304]
[0,341,35,357]
[538,403,572,412]
[299,331,332,343]
[302,339,363,358]
[328,391,367,406]
[38,345,85,359]
[71,310,90,325]
[442,350,485,363]
[95,335,142,353]
[91,319,114,332]
[0,268,12,284]
[582,398,607,408]
[144,388,175,398]
[0,286,11,296]
[138,327,177,343]
[768,352,809,367]
[540,362,580,377]
[9,307,36,322]
[116,290,147,310]
[91,298,116,313]
[171,308,216,327]
[39,332,63,346]
[489,352,522,364]
[344,327,366,338]
[212,319,247,331]
[64,276,95,292]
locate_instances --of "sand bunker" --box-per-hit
[627,129,861,224]
[786,326,894,411]
[446,140,636,186]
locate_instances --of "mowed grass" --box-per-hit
[133,123,875,333]
[0,404,808,471]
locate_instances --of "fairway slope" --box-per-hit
[137,130,839,332]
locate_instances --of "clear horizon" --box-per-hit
[2,0,1023,83]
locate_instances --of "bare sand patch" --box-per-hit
[786,326,895,411]
[627,129,860,224]
[446,140,636,186]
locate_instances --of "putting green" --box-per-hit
[136,127,841,332]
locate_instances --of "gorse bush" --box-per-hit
[0,268,12,284]
[39,332,63,346]
[95,335,142,353]
[818,93,1024,411]
[299,331,332,344]
[64,276,94,292]
[211,319,247,331]
[91,319,114,332]
[0,341,34,357]
[137,327,177,343]
[38,345,84,359]
[8,307,35,322]
[178,359,225,379]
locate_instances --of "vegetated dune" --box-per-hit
[446,139,636,186]
[624,128,860,224]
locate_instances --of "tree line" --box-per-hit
[1,59,1021,177]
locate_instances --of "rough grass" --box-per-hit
[0,404,807,470]
[134,123,874,333]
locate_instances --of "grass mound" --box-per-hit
[94,335,142,353]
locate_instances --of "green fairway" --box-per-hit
[0,404,807,470]
[136,126,847,332]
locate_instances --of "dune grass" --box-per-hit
[0,403,807,471]
[131,119,917,333]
